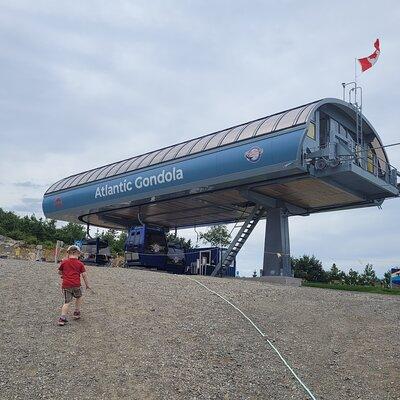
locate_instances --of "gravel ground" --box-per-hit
[0,259,399,400]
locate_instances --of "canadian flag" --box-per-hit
[358,39,380,72]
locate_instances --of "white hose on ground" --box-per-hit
[186,276,317,400]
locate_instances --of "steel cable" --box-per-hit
[186,276,318,400]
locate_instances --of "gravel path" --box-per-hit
[0,259,399,400]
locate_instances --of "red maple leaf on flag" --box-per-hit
[358,39,380,73]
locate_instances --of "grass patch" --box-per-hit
[302,281,400,296]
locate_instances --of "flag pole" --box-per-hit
[354,57,357,83]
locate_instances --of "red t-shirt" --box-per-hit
[59,258,86,288]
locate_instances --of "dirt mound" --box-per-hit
[0,235,123,265]
[0,234,35,260]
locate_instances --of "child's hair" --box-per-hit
[67,245,81,254]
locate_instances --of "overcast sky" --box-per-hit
[1,1,399,276]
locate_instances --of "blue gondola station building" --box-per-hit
[43,97,399,276]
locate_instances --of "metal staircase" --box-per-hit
[211,205,265,277]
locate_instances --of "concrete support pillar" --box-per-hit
[263,208,291,277]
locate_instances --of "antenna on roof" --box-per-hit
[341,78,363,148]
[341,54,367,148]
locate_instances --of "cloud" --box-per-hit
[12,197,43,213]
[14,181,45,189]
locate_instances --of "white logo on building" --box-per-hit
[245,147,263,162]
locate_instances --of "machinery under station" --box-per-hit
[43,95,399,277]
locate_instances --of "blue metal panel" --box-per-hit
[43,128,305,218]
[184,247,236,277]
[45,101,318,194]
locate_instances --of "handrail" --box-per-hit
[308,142,398,186]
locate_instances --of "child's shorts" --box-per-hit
[63,287,82,303]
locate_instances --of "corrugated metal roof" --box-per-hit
[45,100,318,194]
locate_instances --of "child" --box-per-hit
[58,245,91,326]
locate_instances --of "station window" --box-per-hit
[367,148,375,173]
[307,122,316,140]
[145,230,166,253]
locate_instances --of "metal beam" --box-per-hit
[240,190,294,277]
[239,189,277,208]
[239,189,308,216]
[263,208,291,276]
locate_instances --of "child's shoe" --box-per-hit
[73,310,81,320]
[58,316,68,326]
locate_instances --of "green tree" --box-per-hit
[0,208,87,245]
[114,231,128,254]
[347,268,360,285]
[383,270,392,288]
[0,208,19,232]
[99,229,117,244]
[337,270,347,284]
[360,263,377,286]
[199,225,231,247]
[329,263,341,283]
[166,232,192,250]
[99,229,127,255]
[57,223,86,244]
[292,255,328,282]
